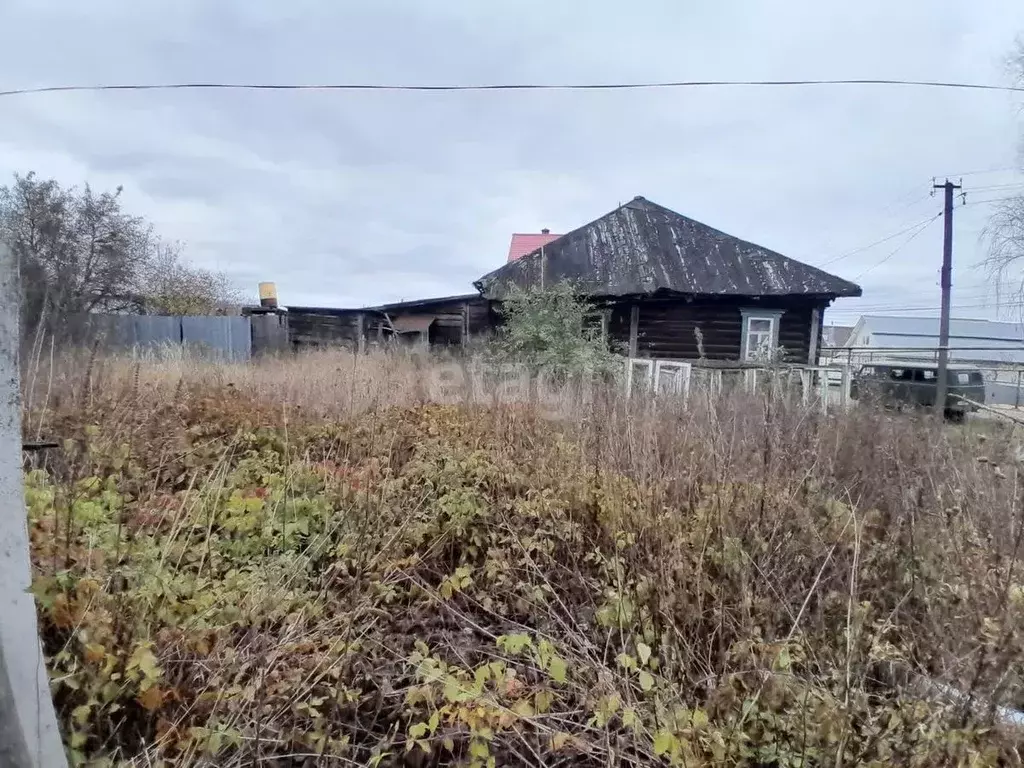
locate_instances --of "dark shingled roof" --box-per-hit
[474,196,862,300]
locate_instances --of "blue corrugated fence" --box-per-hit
[181,316,251,361]
[69,314,252,361]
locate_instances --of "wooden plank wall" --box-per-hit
[612,297,823,363]
[466,300,493,337]
[287,311,364,349]
[287,298,494,351]
[777,305,816,363]
[283,296,827,363]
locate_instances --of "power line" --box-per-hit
[964,182,1024,193]
[801,187,931,268]
[936,166,1021,178]
[830,302,1024,314]
[885,189,935,215]
[963,195,1023,206]
[854,286,993,300]
[848,294,1001,311]
[817,211,942,268]
[840,298,1009,312]
[844,286,1000,305]
[2,78,1024,99]
[852,213,943,279]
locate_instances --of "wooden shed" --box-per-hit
[282,294,491,352]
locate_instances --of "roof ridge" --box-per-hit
[478,196,862,298]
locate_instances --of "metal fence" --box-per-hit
[67,313,252,361]
[821,347,1024,407]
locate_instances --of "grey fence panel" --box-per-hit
[987,381,1024,407]
[61,314,251,361]
[181,316,251,361]
[65,313,180,349]
[132,316,182,348]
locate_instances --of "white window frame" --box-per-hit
[625,358,655,396]
[739,309,784,361]
[654,360,692,400]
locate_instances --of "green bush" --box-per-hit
[489,281,621,378]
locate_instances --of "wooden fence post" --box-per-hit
[628,306,639,358]
[356,312,366,355]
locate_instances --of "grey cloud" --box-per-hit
[1,0,1024,314]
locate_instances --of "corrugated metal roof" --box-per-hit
[476,197,862,300]
[508,233,562,262]
[856,315,1024,364]
[369,294,481,312]
[285,294,481,315]
[823,324,854,347]
[861,315,1024,342]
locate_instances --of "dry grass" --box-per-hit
[21,348,1024,766]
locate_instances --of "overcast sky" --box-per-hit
[2,1,1024,324]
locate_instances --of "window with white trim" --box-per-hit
[739,309,784,361]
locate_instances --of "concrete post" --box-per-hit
[840,365,852,410]
[0,243,67,768]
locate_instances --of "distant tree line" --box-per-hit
[0,172,242,337]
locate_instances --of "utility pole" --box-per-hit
[933,179,961,417]
[0,243,67,768]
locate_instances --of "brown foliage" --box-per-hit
[21,351,1024,766]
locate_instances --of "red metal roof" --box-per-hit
[507,232,562,262]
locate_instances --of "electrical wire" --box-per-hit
[840,301,1010,313]
[963,182,1024,193]
[834,295,1022,309]
[963,195,1023,206]
[816,211,942,268]
[849,295,1002,311]
[935,166,1021,178]
[800,187,932,267]
[2,78,1024,98]
[852,213,943,280]
[831,306,1024,317]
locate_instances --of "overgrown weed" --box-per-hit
[21,350,1024,766]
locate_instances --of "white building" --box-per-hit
[828,315,1024,405]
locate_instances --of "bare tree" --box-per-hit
[0,172,245,336]
[0,173,154,333]
[983,40,1024,301]
[135,241,243,316]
